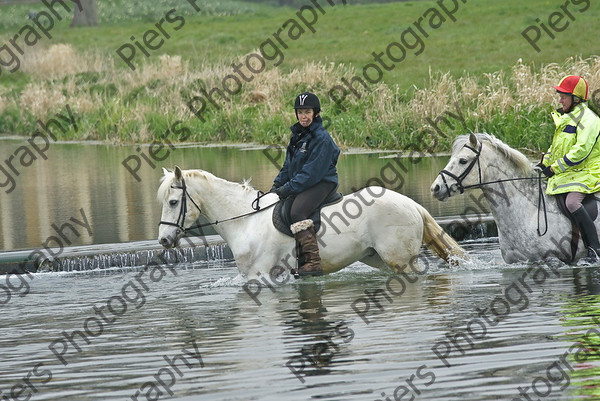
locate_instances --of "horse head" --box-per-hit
[431,133,483,201]
[157,166,203,248]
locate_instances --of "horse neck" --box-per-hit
[185,173,255,223]
[479,149,540,223]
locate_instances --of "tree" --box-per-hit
[71,0,98,27]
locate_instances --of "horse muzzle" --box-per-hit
[430,180,456,201]
[158,228,184,249]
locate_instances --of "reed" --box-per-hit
[2,42,600,152]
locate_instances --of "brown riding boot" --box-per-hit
[291,219,323,277]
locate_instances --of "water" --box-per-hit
[3,140,598,401]
[0,139,479,251]
[1,245,600,400]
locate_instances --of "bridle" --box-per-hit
[438,142,483,194]
[436,141,548,236]
[158,178,275,235]
[158,177,202,234]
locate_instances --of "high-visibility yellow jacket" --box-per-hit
[543,103,600,195]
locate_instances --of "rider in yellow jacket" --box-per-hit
[540,75,600,260]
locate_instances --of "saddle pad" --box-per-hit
[273,192,343,237]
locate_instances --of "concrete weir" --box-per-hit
[0,215,496,275]
[0,235,233,275]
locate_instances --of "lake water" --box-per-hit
[0,139,477,251]
[1,139,599,401]
[1,251,600,400]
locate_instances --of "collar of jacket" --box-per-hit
[290,115,324,136]
[552,102,586,127]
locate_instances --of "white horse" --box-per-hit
[157,167,464,278]
[431,133,596,263]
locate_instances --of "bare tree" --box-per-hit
[71,0,98,27]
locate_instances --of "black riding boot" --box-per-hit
[572,206,600,263]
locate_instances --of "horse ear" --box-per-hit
[174,166,182,181]
[162,167,171,176]
[469,133,478,147]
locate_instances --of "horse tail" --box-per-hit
[416,204,465,264]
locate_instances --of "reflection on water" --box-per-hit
[2,248,600,400]
[0,139,482,251]
[557,274,600,400]
[3,138,599,401]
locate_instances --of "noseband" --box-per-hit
[158,178,202,233]
[438,142,483,195]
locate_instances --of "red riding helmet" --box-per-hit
[553,75,589,101]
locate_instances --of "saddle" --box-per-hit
[272,188,343,237]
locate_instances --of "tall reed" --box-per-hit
[2,43,600,153]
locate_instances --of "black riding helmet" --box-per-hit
[294,92,321,119]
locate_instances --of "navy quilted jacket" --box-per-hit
[273,116,340,197]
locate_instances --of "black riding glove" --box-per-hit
[541,165,555,178]
[534,162,545,174]
[273,185,290,199]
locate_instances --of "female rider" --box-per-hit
[271,92,340,276]
[539,75,600,261]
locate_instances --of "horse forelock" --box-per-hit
[156,169,200,202]
[157,171,175,202]
[453,133,532,175]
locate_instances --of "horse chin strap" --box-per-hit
[438,142,483,196]
[158,177,202,234]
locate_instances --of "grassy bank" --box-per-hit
[0,0,599,151]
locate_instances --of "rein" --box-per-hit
[158,178,275,234]
[437,142,548,236]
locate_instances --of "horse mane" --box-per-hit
[453,133,533,175]
[157,168,255,202]
[241,178,254,191]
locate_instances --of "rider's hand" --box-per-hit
[534,162,545,173]
[541,165,555,178]
[273,186,286,199]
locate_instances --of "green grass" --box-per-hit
[0,0,262,29]
[0,0,599,151]
[2,0,591,87]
